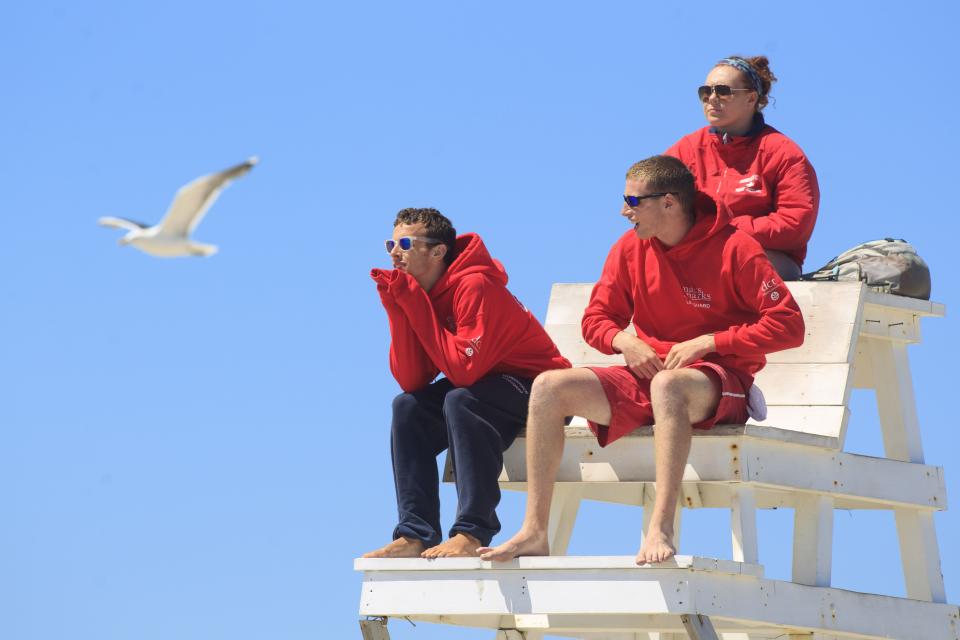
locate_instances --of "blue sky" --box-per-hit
[3,2,959,638]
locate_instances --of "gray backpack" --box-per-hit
[801,238,931,300]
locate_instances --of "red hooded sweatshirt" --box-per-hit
[372,233,571,392]
[582,197,805,386]
[665,114,819,267]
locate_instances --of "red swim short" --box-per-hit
[586,361,750,447]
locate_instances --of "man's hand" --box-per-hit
[663,334,716,370]
[612,331,663,379]
[370,268,399,292]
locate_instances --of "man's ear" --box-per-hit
[432,245,447,260]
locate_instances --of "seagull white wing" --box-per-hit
[98,216,150,231]
[157,157,258,237]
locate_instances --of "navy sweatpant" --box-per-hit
[390,374,532,548]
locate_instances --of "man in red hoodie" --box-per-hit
[363,208,570,559]
[480,156,804,565]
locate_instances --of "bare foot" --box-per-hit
[421,533,481,558]
[477,529,549,562]
[362,537,426,558]
[636,528,676,565]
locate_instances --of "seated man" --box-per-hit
[363,208,570,559]
[480,156,805,565]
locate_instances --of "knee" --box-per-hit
[391,392,423,429]
[530,369,575,414]
[650,370,689,407]
[531,369,564,400]
[441,386,475,418]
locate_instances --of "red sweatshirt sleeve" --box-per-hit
[729,152,819,252]
[372,270,439,392]
[387,271,528,388]
[582,238,639,355]
[712,253,805,356]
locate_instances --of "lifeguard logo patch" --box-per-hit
[761,277,783,301]
[735,174,762,193]
[682,285,712,309]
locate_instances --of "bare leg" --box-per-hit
[479,369,611,561]
[637,369,719,565]
[421,533,482,558]
[362,537,426,558]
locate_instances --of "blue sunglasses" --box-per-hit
[385,236,442,253]
[623,192,676,207]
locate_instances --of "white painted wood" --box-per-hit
[355,555,764,575]
[548,484,584,555]
[500,434,946,510]
[869,339,924,463]
[356,557,960,639]
[730,487,758,564]
[894,509,946,603]
[751,363,851,406]
[563,418,844,448]
[867,338,946,602]
[680,614,720,640]
[792,495,834,587]
[359,618,391,640]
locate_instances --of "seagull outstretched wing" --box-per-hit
[98,216,150,231]
[157,156,258,237]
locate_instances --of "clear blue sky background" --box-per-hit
[3,2,958,639]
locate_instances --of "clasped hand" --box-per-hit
[613,332,715,379]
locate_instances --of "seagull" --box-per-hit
[99,156,258,257]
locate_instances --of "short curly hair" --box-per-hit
[393,207,457,265]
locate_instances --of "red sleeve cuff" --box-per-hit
[713,330,735,355]
[601,327,621,355]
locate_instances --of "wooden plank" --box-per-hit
[746,406,849,441]
[562,419,843,449]
[731,487,758,564]
[792,495,834,587]
[863,289,946,317]
[356,560,960,639]
[355,555,763,575]
[752,364,851,406]
[499,436,946,510]
[547,485,583,555]
[894,509,947,603]
[681,614,720,640]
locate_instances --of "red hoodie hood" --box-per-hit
[430,233,508,297]
[658,192,733,261]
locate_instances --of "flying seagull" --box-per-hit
[99,156,258,257]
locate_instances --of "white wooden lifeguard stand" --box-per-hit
[356,282,958,640]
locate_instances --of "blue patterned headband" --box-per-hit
[718,57,764,96]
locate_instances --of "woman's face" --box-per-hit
[701,65,759,131]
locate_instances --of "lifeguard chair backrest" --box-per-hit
[543,281,867,447]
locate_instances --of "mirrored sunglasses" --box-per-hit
[384,236,442,253]
[623,192,676,207]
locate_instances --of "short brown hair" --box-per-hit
[393,207,457,265]
[625,155,696,217]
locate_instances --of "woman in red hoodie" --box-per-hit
[666,55,819,280]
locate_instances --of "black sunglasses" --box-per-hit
[623,192,676,207]
[697,84,754,102]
